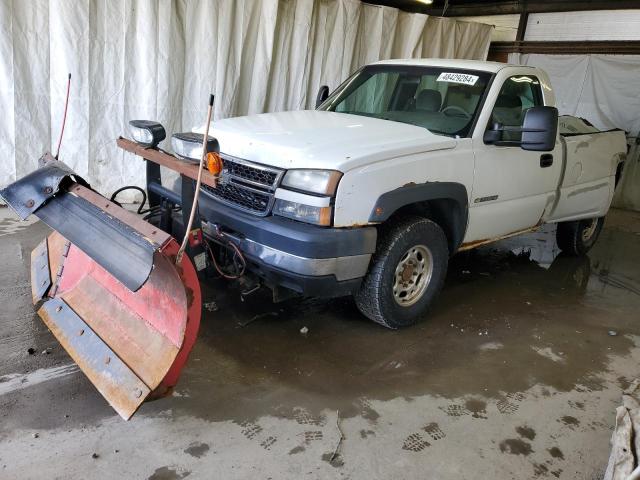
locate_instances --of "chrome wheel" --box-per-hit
[393,244,433,307]
[582,219,598,242]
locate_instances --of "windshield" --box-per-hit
[320,65,492,137]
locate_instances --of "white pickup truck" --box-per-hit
[169,59,626,328]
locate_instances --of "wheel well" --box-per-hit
[386,199,466,253]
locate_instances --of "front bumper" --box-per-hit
[197,194,377,297]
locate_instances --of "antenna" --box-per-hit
[176,94,215,265]
[54,73,72,159]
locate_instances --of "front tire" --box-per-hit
[555,217,604,256]
[355,216,448,329]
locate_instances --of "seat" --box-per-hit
[415,89,442,112]
[492,95,523,126]
[492,95,524,141]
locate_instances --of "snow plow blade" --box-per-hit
[1,156,201,420]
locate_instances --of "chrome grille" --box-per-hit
[201,154,284,216]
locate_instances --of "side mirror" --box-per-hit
[521,106,558,152]
[316,85,330,108]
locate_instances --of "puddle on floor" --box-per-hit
[1,210,639,432]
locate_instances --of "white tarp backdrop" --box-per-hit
[0,0,492,199]
[509,53,640,212]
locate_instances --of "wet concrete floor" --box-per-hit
[0,207,639,479]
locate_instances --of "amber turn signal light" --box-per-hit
[206,152,223,175]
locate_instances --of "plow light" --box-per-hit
[129,120,166,148]
[172,132,219,162]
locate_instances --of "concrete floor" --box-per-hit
[1,207,639,480]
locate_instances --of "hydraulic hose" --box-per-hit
[110,185,150,214]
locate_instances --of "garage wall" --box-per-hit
[525,10,640,41]
[0,0,493,198]
[503,9,640,212]
[454,14,520,42]
[509,53,640,212]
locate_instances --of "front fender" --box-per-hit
[368,182,469,251]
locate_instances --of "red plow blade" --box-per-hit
[33,230,200,419]
[2,159,201,419]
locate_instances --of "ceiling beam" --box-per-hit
[490,40,640,55]
[410,0,640,17]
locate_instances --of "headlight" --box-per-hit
[281,169,342,196]
[129,120,166,147]
[171,132,219,162]
[273,199,332,226]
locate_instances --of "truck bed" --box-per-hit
[548,116,627,223]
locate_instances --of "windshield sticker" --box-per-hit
[437,72,479,86]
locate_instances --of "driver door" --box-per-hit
[465,74,562,243]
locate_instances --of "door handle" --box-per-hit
[540,154,553,168]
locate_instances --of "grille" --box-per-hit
[201,154,283,216]
[202,182,272,214]
[225,160,279,187]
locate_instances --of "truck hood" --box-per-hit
[194,110,457,172]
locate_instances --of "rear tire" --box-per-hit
[355,216,448,329]
[555,217,604,256]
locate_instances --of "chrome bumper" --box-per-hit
[202,222,371,281]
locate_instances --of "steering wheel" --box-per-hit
[441,105,472,118]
